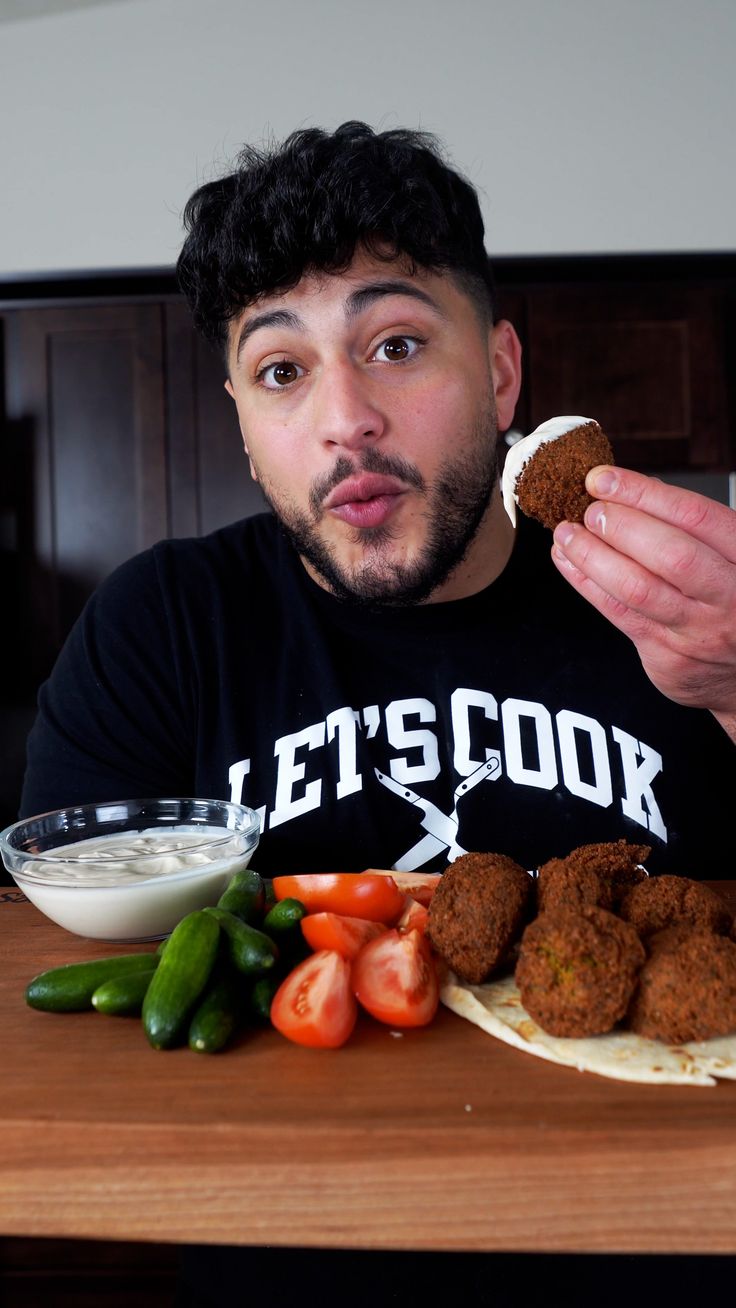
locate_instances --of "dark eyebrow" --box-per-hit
[234,279,445,364]
[345,280,447,321]
[235,309,303,363]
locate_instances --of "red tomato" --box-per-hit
[272,873,405,924]
[301,912,388,959]
[364,869,442,908]
[351,928,439,1027]
[270,950,357,1049]
[396,896,429,935]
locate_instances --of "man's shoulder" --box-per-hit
[148,511,288,587]
[154,510,280,565]
[90,512,287,616]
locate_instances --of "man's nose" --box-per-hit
[313,362,386,450]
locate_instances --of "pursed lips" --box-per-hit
[322,474,411,529]
[323,473,408,509]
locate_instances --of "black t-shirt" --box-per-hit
[21,512,735,877]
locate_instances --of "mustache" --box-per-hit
[309,447,425,517]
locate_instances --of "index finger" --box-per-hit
[585,466,736,565]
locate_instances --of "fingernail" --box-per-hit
[554,524,574,548]
[589,468,618,496]
[585,502,607,534]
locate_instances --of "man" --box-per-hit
[19,120,736,1308]
[21,122,736,880]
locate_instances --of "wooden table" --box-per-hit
[2,886,736,1255]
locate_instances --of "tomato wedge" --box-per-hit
[301,912,388,959]
[351,928,439,1027]
[396,896,429,935]
[270,950,357,1049]
[364,869,442,908]
[272,873,405,924]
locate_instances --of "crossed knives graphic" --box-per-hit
[374,755,501,871]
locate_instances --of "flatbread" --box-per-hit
[441,972,736,1087]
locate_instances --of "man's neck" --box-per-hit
[424,484,516,603]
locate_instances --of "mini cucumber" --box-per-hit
[188,966,246,1053]
[204,907,278,975]
[91,967,158,1016]
[249,974,280,1023]
[142,910,221,1049]
[262,898,306,934]
[216,869,265,923]
[262,898,309,965]
[26,953,159,1013]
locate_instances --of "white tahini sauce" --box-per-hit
[37,828,245,884]
[17,825,257,941]
[501,415,598,526]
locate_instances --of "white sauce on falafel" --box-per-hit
[501,415,598,526]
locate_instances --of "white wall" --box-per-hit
[0,0,734,275]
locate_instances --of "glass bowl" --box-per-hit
[0,798,261,941]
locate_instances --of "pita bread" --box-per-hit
[441,972,736,1087]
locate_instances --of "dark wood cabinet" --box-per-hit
[3,304,168,681]
[521,283,730,470]
[1,300,265,684]
[495,256,735,473]
[163,300,266,539]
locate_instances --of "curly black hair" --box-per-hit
[176,121,497,358]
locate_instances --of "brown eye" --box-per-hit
[382,337,410,360]
[374,335,422,364]
[260,359,304,389]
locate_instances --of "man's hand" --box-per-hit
[550,466,736,743]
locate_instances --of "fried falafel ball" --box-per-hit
[564,839,650,905]
[515,905,646,1038]
[644,922,702,957]
[502,417,614,532]
[427,852,532,984]
[536,840,650,914]
[628,929,736,1043]
[536,860,609,914]
[618,875,732,939]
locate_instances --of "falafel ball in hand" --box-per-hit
[502,416,613,531]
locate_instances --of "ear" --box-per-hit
[488,320,522,433]
[224,379,259,482]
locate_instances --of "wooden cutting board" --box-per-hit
[1,886,735,1253]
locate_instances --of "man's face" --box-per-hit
[225,250,521,605]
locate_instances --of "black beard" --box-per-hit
[259,422,500,608]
